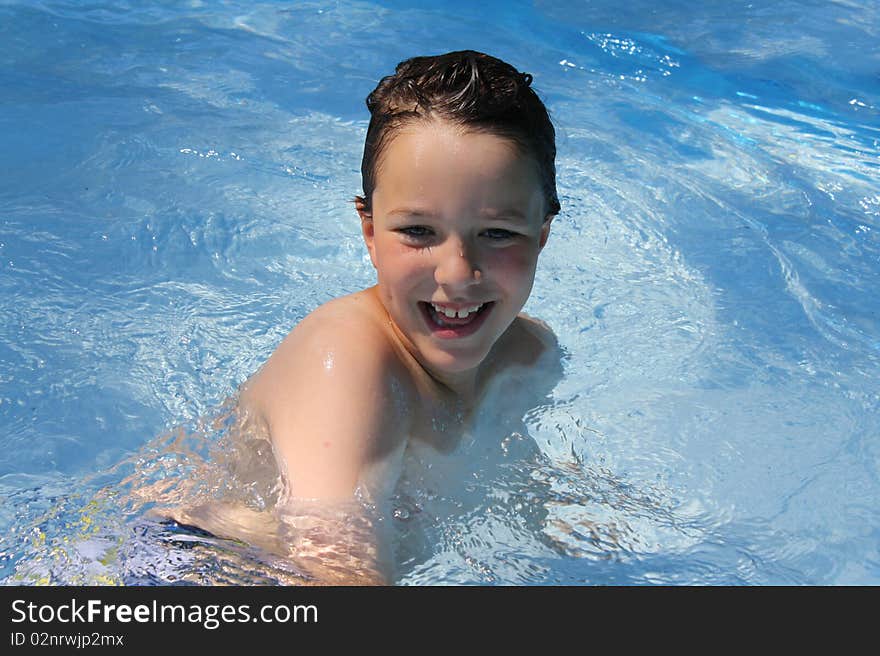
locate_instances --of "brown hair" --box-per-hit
[354,50,560,218]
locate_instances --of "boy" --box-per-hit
[175,50,562,584]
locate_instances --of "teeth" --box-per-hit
[431,303,483,319]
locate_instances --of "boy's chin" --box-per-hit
[421,343,492,374]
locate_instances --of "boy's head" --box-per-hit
[355,50,560,219]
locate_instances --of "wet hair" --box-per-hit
[354,50,560,218]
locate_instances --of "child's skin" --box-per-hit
[169,116,559,584]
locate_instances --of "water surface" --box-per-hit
[1,0,878,584]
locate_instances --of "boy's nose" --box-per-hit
[434,240,482,289]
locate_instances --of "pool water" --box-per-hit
[1,0,878,585]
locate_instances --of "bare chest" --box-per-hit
[406,362,535,454]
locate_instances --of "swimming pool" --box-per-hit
[1,0,878,585]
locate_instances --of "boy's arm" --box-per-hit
[168,497,391,585]
[241,312,405,500]
[232,311,406,584]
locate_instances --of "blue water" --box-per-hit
[1,0,878,585]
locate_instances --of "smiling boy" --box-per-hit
[231,51,561,580]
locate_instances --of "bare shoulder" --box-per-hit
[515,312,559,349]
[241,291,393,409]
[499,312,561,369]
[238,290,410,499]
[476,313,563,414]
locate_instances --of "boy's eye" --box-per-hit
[483,228,518,240]
[397,226,434,239]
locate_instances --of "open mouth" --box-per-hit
[419,301,494,338]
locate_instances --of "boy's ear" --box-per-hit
[356,199,378,268]
[538,214,554,250]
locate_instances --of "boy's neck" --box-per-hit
[426,367,478,402]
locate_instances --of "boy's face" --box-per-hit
[360,119,552,384]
